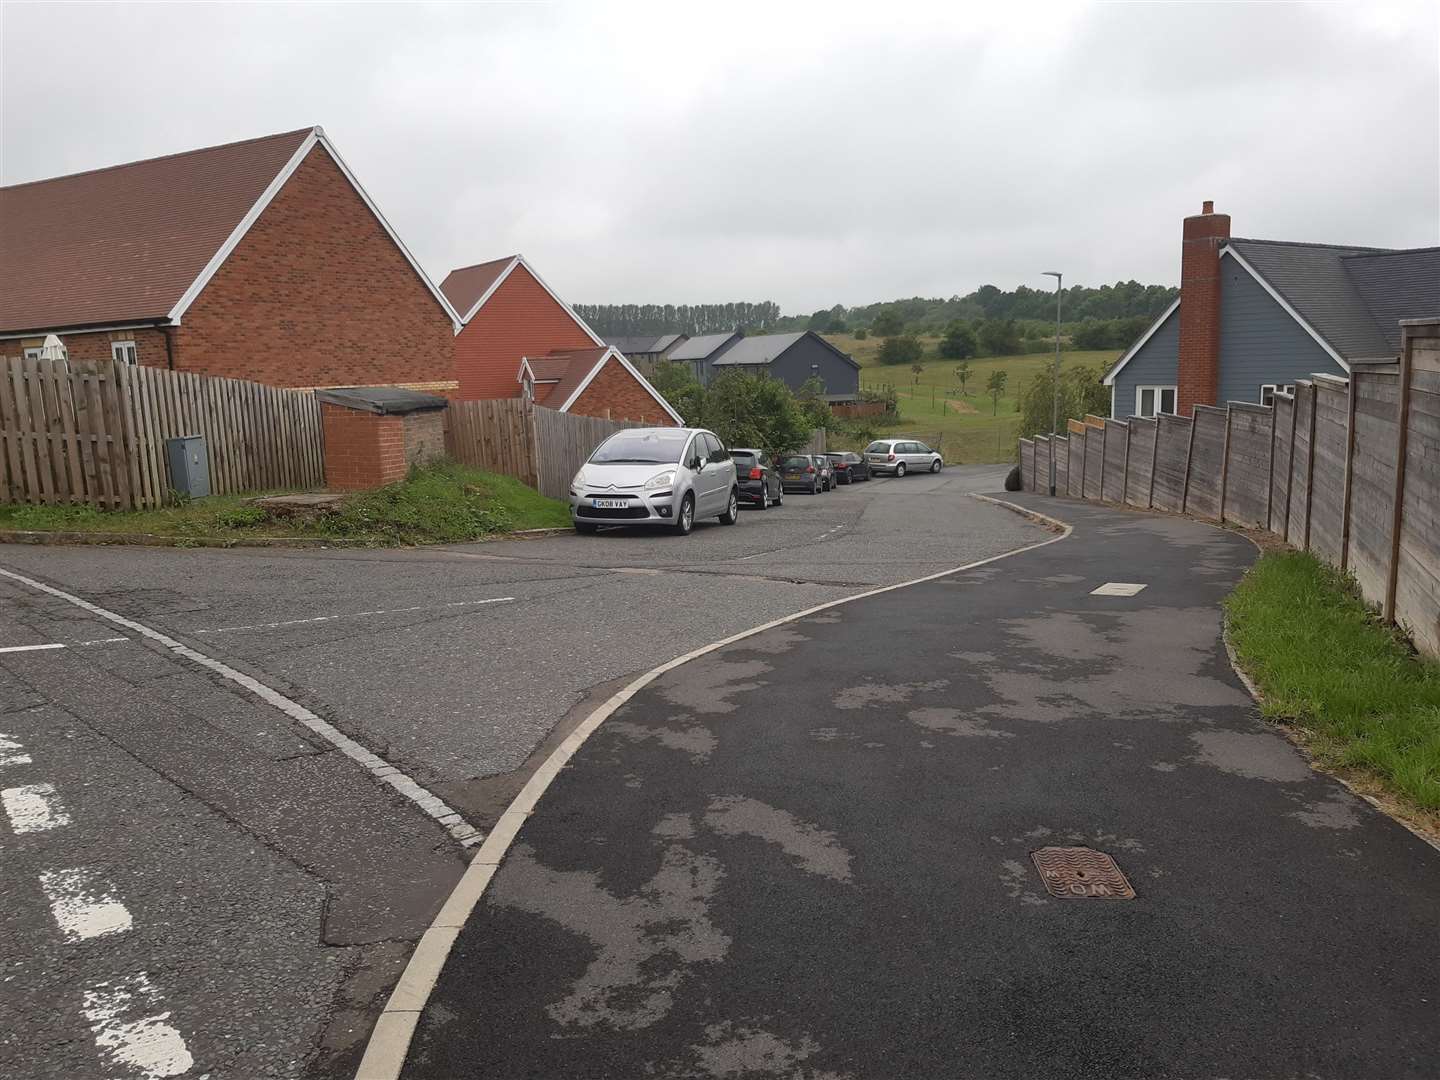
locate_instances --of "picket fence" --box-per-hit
[1019,320,1440,658]
[0,355,324,510]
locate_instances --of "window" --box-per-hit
[111,340,138,365]
[1135,385,1177,418]
[1259,383,1295,407]
[22,346,43,361]
[705,433,728,463]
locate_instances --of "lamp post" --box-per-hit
[1042,271,1063,495]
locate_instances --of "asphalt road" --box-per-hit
[408,496,1440,1080]
[0,465,1036,1080]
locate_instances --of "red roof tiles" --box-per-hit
[439,256,517,320]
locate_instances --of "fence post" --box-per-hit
[1265,397,1279,531]
[1339,373,1358,571]
[1383,331,1417,624]
[1121,422,1131,502]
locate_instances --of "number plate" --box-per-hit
[590,498,627,509]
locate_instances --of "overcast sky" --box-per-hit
[2,2,1436,313]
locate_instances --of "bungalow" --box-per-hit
[711,331,861,401]
[439,255,682,425]
[607,334,689,375]
[0,127,460,390]
[1104,201,1439,418]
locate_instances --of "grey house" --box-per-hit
[710,331,861,400]
[668,331,743,385]
[1104,202,1439,419]
[607,333,687,376]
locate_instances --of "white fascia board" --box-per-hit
[1101,297,1180,386]
[0,320,165,340]
[1220,246,1349,372]
[1110,383,1116,418]
[167,128,319,325]
[558,346,685,424]
[459,256,522,325]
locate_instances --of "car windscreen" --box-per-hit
[864,442,890,454]
[590,430,690,465]
[731,452,757,466]
[781,456,811,468]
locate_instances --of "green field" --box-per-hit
[823,333,1119,464]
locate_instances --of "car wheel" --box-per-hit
[672,493,695,535]
[775,485,783,506]
[930,459,942,473]
[760,486,770,510]
[896,462,907,477]
[574,521,598,535]
[720,488,739,525]
[811,479,819,494]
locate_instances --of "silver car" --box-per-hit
[864,438,943,477]
[570,427,740,536]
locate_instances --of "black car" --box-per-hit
[779,454,823,494]
[731,448,783,509]
[825,451,870,484]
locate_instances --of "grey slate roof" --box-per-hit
[1340,248,1440,353]
[608,333,684,355]
[669,332,740,361]
[712,332,808,366]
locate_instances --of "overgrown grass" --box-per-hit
[0,461,571,546]
[1225,550,1440,812]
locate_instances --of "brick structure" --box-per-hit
[570,355,670,422]
[1176,200,1231,416]
[1,127,459,391]
[318,387,448,491]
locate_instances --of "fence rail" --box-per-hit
[0,356,324,510]
[1019,320,1440,659]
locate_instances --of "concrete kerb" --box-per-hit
[351,494,1075,1080]
[0,526,572,550]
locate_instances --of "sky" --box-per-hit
[2,2,1437,314]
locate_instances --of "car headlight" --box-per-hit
[570,470,587,493]
[644,471,676,491]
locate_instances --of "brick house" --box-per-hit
[439,255,682,425]
[0,127,460,390]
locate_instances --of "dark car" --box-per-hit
[779,454,823,494]
[825,451,870,484]
[810,455,835,491]
[731,448,783,509]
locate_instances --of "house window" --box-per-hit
[22,346,43,361]
[1259,383,1295,406]
[111,340,138,365]
[1135,385,1177,418]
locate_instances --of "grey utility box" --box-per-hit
[166,435,211,499]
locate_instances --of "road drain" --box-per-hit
[1031,847,1136,900]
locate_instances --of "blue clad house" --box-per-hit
[1104,203,1439,419]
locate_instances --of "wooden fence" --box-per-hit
[1019,319,1440,658]
[0,356,324,510]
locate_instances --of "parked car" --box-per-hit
[779,454,823,494]
[810,455,835,491]
[730,447,783,509]
[864,438,943,477]
[570,427,739,536]
[826,451,870,484]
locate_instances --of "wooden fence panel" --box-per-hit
[1082,422,1105,500]
[1222,403,1272,529]
[1308,377,1350,566]
[1347,367,1401,603]
[1395,334,1440,656]
[1018,439,1035,491]
[1101,420,1128,503]
[1151,414,1191,513]
[1268,392,1294,537]
[1034,437,1052,493]
[1054,436,1069,495]
[1124,418,1157,508]
[1287,383,1316,547]
[1184,406,1226,521]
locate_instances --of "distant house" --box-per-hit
[0,126,460,390]
[1104,201,1440,418]
[440,255,681,425]
[668,331,743,385]
[607,334,688,376]
[711,331,861,401]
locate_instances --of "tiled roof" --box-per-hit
[669,332,740,361]
[0,128,313,333]
[439,256,517,320]
[608,333,684,355]
[711,332,807,366]
[1341,247,1440,354]
[526,346,609,406]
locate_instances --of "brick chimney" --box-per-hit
[1176,200,1230,416]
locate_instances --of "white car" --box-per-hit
[570,427,740,536]
[864,439,943,477]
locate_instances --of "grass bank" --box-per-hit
[1225,550,1440,817]
[0,461,571,546]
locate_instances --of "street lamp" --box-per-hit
[1042,271,1063,495]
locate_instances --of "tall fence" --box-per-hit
[0,355,323,510]
[1019,319,1440,658]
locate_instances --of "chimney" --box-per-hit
[1176,201,1230,416]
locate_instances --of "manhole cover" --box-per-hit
[1031,847,1135,900]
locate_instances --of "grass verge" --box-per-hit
[0,460,572,546]
[1225,550,1440,816]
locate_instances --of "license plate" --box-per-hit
[590,498,627,509]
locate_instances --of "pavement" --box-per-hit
[0,464,1039,1080]
[406,496,1440,1080]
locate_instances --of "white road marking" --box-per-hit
[0,566,484,847]
[190,596,515,635]
[2,782,71,833]
[40,867,134,942]
[82,974,194,1080]
[1091,582,1148,596]
[0,734,32,768]
[75,636,130,646]
[0,642,66,654]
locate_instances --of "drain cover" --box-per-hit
[1031,847,1135,900]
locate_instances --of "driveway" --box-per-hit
[407,496,1440,1079]
[0,466,1038,1079]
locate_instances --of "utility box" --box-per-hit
[166,435,211,499]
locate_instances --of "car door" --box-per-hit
[904,442,925,469]
[707,433,735,509]
[760,453,779,498]
[693,433,718,514]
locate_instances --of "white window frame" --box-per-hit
[1135,385,1177,418]
[111,340,138,365]
[1259,383,1295,407]
[22,346,43,361]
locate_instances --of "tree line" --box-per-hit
[573,302,784,337]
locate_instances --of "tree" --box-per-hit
[938,320,978,359]
[877,334,923,366]
[910,362,924,386]
[703,370,812,460]
[1017,364,1110,440]
[954,361,972,396]
[853,327,868,340]
[871,311,904,337]
[978,318,1022,356]
[986,370,1008,415]
[646,361,704,425]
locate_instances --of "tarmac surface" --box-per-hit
[407,496,1440,1080]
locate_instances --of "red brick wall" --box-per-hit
[454,264,596,400]
[1176,202,1230,417]
[321,403,407,491]
[175,145,455,389]
[569,357,677,425]
[8,327,170,366]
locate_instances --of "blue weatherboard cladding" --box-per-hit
[765,336,860,398]
[1111,307,1180,418]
